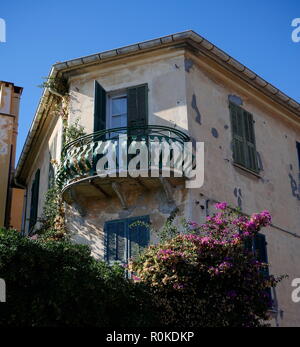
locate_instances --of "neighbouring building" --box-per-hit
[0,80,24,231]
[15,31,300,326]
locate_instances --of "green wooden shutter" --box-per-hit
[230,102,258,172]
[105,220,126,263]
[94,81,106,132]
[127,84,148,128]
[230,103,246,166]
[29,169,40,231]
[244,236,253,252]
[254,233,270,278]
[128,215,150,259]
[105,216,150,263]
[296,141,300,169]
[243,110,258,172]
[254,233,272,305]
[254,233,268,264]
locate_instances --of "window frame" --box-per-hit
[229,102,259,174]
[106,90,128,130]
[104,215,150,264]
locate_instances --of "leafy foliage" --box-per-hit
[64,118,86,145]
[0,228,156,327]
[39,76,69,96]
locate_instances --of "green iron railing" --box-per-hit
[57,125,190,188]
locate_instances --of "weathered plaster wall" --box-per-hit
[65,49,192,256]
[68,50,189,134]
[0,115,13,226]
[67,184,188,259]
[0,81,23,229]
[184,51,300,326]
[23,116,63,232]
[10,188,24,231]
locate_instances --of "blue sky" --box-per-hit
[0,0,299,161]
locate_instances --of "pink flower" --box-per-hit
[251,210,271,227]
[201,237,211,244]
[132,274,141,281]
[215,202,228,210]
[245,221,257,233]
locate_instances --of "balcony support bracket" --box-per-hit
[89,179,110,198]
[70,188,87,217]
[111,182,128,210]
[159,177,174,203]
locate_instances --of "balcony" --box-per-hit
[57,125,190,211]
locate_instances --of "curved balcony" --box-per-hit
[57,125,190,211]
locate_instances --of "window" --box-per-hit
[229,102,259,173]
[244,233,268,266]
[244,233,272,305]
[108,95,127,129]
[93,81,148,133]
[29,169,40,232]
[104,215,150,264]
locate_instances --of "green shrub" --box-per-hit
[0,228,156,327]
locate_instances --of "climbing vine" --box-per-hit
[36,76,86,241]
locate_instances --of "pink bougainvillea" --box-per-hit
[129,203,284,327]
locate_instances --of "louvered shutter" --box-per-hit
[254,233,268,264]
[29,169,40,231]
[105,219,126,263]
[230,103,246,166]
[296,141,300,169]
[254,233,272,305]
[127,84,148,128]
[230,102,259,172]
[244,236,253,252]
[243,110,258,172]
[94,81,106,132]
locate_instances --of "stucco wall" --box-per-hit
[65,49,192,256]
[0,115,13,226]
[67,184,188,259]
[184,51,300,327]
[68,50,188,133]
[0,81,23,229]
[23,116,63,232]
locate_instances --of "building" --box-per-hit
[0,81,23,231]
[15,31,300,326]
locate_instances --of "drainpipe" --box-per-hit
[49,88,64,99]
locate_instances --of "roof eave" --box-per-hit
[15,30,300,184]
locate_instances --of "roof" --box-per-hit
[15,30,300,182]
[0,80,23,94]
